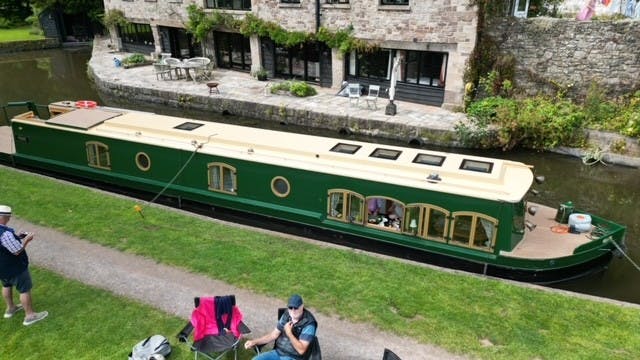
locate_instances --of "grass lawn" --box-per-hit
[0,268,210,359]
[0,27,44,42]
[1,166,639,359]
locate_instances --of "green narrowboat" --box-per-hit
[1,101,627,283]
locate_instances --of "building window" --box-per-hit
[380,0,409,4]
[118,23,154,46]
[206,0,251,10]
[281,0,301,3]
[86,141,111,170]
[208,163,237,194]
[215,32,252,71]
[326,0,349,3]
[405,51,447,87]
[274,42,322,83]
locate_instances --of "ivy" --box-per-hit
[102,9,128,28]
[186,5,374,53]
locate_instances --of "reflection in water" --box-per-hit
[2,48,639,304]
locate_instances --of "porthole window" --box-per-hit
[271,176,290,197]
[135,152,151,171]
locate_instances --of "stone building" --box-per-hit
[103,0,479,109]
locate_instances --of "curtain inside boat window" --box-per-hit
[366,197,404,231]
[450,212,498,251]
[86,141,111,170]
[207,163,237,194]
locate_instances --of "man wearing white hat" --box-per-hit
[0,205,48,326]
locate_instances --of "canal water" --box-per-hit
[2,47,639,304]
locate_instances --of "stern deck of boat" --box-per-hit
[502,202,594,259]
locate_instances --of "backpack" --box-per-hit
[128,334,171,360]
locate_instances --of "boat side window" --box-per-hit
[450,211,498,251]
[327,189,364,223]
[366,197,404,231]
[85,141,111,170]
[403,204,449,241]
[208,162,237,194]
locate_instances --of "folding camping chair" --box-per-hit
[177,295,251,360]
[255,308,321,360]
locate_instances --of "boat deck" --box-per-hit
[503,202,593,259]
[0,126,15,154]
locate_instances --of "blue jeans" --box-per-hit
[253,350,297,360]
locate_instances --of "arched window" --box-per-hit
[208,163,236,194]
[365,196,405,231]
[85,141,111,170]
[327,189,364,224]
[404,204,450,241]
[449,212,498,251]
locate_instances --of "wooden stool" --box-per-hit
[206,81,220,95]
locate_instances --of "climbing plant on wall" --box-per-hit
[185,4,375,53]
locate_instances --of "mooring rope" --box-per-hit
[136,134,217,216]
[582,148,608,166]
[605,237,640,272]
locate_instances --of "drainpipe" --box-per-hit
[316,0,321,32]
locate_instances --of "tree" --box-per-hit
[0,0,32,26]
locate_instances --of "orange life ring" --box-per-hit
[75,100,97,109]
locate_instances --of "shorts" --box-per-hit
[1,268,33,293]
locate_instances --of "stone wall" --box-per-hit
[486,17,640,99]
[0,38,60,54]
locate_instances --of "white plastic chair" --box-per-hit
[365,85,380,109]
[348,83,361,107]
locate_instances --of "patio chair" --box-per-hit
[348,83,361,107]
[254,308,321,360]
[164,57,185,79]
[364,85,380,110]
[177,295,251,360]
[186,57,212,82]
[153,63,172,81]
[382,348,402,360]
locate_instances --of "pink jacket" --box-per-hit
[190,297,244,341]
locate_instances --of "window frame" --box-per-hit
[86,141,111,170]
[207,162,237,195]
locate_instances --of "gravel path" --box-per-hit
[13,215,469,360]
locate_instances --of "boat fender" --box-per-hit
[568,213,592,233]
[76,100,97,109]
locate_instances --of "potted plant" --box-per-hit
[254,68,268,81]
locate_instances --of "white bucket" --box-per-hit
[568,213,592,233]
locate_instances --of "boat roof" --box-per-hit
[17,105,535,202]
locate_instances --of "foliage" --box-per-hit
[252,67,268,80]
[187,5,373,53]
[101,9,128,28]
[460,96,586,150]
[270,81,317,97]
[185,4,236,43]
[0,0,31,27]
[122,53,147,65]
[239,13,310,48]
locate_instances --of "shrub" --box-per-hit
[270,81,317,97]
[122,53,147,65]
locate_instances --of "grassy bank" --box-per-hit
[1,166,639,359]
[0,27,44,42]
